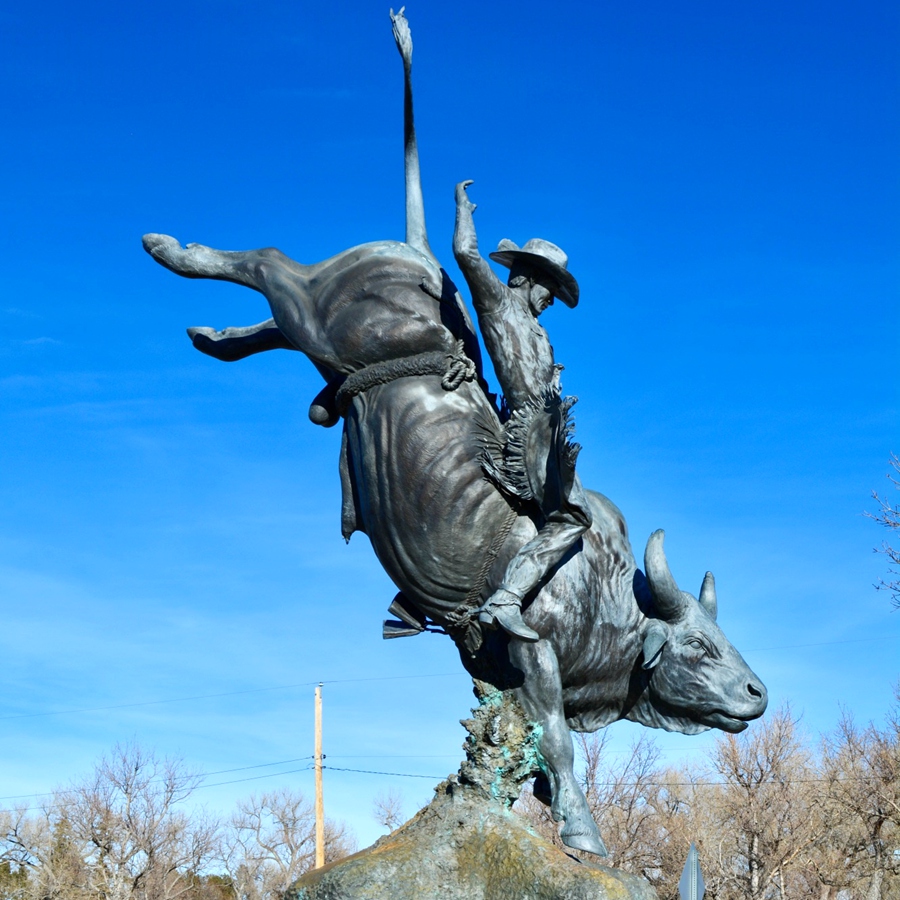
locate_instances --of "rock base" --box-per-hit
[292,680,656,899]
[290,778,656,900]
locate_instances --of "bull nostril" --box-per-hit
[747,682,763,699]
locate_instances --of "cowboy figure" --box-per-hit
[453,180,592,641]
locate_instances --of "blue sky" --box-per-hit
[1,0,897,849]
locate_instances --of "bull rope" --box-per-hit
[332,340,521,653]
[335,340,476,416]
[443,501,520,653]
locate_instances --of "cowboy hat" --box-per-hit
[489,238,579,308]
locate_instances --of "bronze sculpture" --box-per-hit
[143,9,767,860]
[453,179,592,643]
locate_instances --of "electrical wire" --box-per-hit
[0,636,896,808]
[324,766,445,780]
[1,635,896,724]
[2,760,890,816]
[743,636,899,652]
[0,757,314,802]
[0,672,461,722]
[199,766,315,789]
[326,755,459,759]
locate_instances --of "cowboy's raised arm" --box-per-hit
[453,181,506,314]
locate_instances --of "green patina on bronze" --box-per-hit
[291,773,654,900]
[290,681,658,900]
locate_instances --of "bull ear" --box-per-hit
[644,530,689,621]
[641,620,669,670]
[699,571,717,620]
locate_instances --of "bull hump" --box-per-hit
[313,241,442,304]
[348,241,438,278]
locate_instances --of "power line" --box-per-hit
[200,766,315,789]
[0,753,459,804]
[324,765,445,780]
[327,754,460,759]
[0,764,320,810]
[207,756,313,775]
[0,672,461,722]
[0,684,323,722]
[743,636,899,653]
[3,762,892,816]
[1,635,897,725]
[322,767,892,789]
[0,750,719,803]
[0,757,315,802]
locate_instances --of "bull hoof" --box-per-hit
[187,326,216,342]
[142,232,181,260]
[187,327,238,362]
[561,828,608,858]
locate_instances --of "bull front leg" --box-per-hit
[510,639,608,857]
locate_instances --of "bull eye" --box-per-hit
[686,638,706,654]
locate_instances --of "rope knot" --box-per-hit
[441,340,477,391]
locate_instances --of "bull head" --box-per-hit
[638,530,767,734]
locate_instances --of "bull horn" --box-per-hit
[644,530,688,620]
[699,571,717,620]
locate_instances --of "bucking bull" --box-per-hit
[143,9,766,857]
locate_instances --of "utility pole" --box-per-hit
[314,682,325,869]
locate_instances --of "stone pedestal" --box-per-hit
[290,681,657,900]
[291,778,655,900]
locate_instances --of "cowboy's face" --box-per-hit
[528,282,554,316]
[509,268,554,316]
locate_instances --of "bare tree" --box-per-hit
[702,705,826,900]
[595,707,828,900]
[372,789,405,833]
[820,696,900,900]
[514,730,616,852]
[515,730,677,885]
[867,453,900,608]
[579,733,668,878]
[0,746,365,900]
[63,742,220,900]
[0,743,219,900]
[224,788,356,900]
[0,803,90,899]
[640,764,712,900]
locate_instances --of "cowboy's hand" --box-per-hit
[455,180,476,213]
[390,7,413,66]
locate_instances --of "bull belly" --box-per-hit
[345,380,508,621]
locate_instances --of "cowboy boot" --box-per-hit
[476,587,540,642]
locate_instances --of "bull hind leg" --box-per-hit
[142,234,339,370]
[510,640,608,857]
[142,234,275,287]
